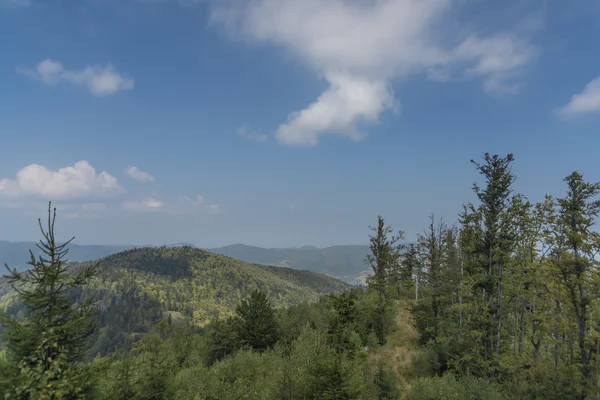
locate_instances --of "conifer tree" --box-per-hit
[207,316,239,365]
[235,289,279,351]
[553,171,600,399]
[327,292,360,356]
[0,202,99,399]
[417,214,447,343]
[366,216,403,344]
[470,153,517,367]
[400,244,420,300]
[308,350,363,400]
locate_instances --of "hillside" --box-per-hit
[1,246,349,356]
[208,243,372,284]
[0,240,374,283]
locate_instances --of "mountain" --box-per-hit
[0,240,135,272]
[0,240,375,283]
[0,246,349,356]
[208,243,372,284]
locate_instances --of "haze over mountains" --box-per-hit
[208,243,372,284]
[0,240,371,283]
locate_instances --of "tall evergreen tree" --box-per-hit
[0,203,99,399]
[235,289,279,352]
[553,171,600,399]
[470,153,517,369]
[366,216,403,344]
[417,214,447,343]
[327,292,360,356]
[400,244,419,299]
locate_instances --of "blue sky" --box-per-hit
[1,0,599,248]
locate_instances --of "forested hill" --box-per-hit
[1,240,375,283]
[1,246,349,356]
[208,243,372,284]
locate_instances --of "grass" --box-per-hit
[368,300,429,398]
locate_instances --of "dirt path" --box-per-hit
[368,301,423,398]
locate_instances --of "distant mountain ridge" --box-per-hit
[0,240,373,283]
[207,243,372,284]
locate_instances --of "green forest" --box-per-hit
[2,152,600,399]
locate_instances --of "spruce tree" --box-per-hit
[400,244,419,298]
[366,216,403,344]
[554,171,600,399]
[235,289,279,351]
[417,214,447,344]
[327,292,360,356]
[470,153,517,368]
[0,202,99,399]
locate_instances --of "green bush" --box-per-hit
[408,374,507,400]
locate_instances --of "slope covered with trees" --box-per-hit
[1,244,349,358]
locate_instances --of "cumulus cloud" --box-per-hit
[17,58,134,96]
[236,124,268,142]
[0,161,124,201]
[125,166,155,183]
[209,0,538,146]
[122,198,165,212]
[557,77,600,118]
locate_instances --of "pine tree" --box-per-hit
[0,202,99,399]
[207,316,239,365]
[417,214,447,343]
[235,289,279,351]
[308,350,363,400]
[553,171,600,399]
[327,292,360,356]
[366,216,403,344]
[400,244,419,299]
[372,359,402,400]
[470,153,517,369]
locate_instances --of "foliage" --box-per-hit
[408,374,508,400]
[403,153,600,399]
[365,216,404,344]
[235,289,279,351]
[0,203,99,399]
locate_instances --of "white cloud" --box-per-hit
[124,166,155,183]
[557,77,600,118]
[237,124,269,142]
[209,0,537,146]
[0,161,124,201]
[276,73,397,146]
[122,198,165,212]
[17,58,134,96]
